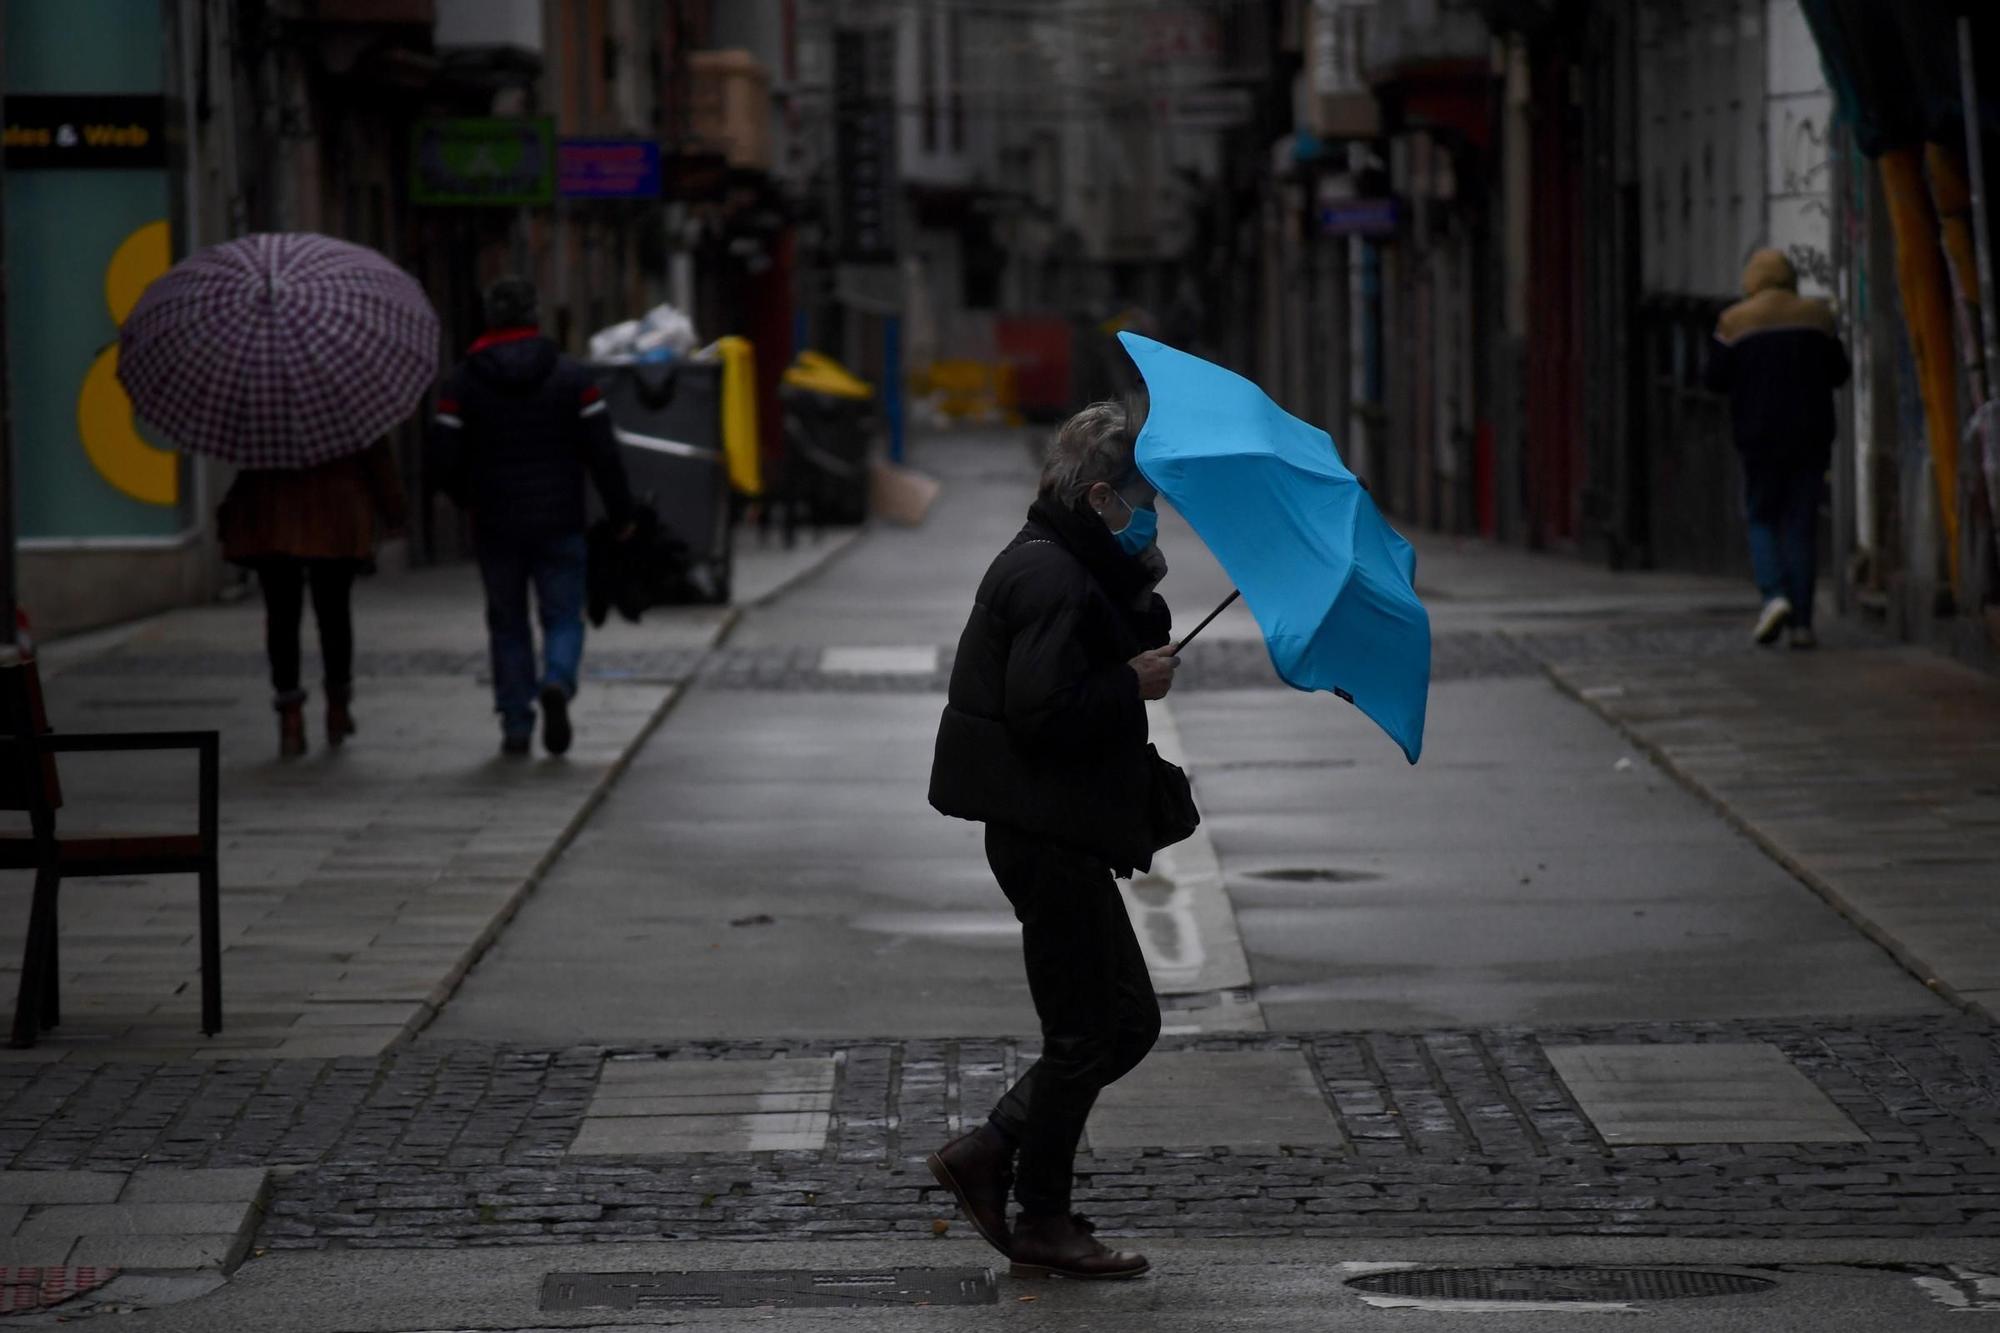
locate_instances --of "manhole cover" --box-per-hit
[0,1267,119,1314]
[541,1268,998,1311]
[1245,867,1377,883]
[1347,1267,1774,1303]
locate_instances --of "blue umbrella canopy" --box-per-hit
[1121,332,1432,763]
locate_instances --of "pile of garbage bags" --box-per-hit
[588,303,700,364]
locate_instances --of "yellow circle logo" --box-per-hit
[78,219,177,506]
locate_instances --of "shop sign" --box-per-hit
[2,94,166,169]
[412,118,555,206]
[1319,197,1402,236]
[833,28,899,262]
[558,138,661,199]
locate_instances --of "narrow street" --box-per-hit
[6,0,1999,1325]
[4,429,1992,1328]
[432,427,1939,1044]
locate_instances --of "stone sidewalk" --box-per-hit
[1547,639,2000,1023]
[0,530,859,1063]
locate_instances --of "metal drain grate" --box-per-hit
[541,1268,998,1311]
[1347,1267,1775,1303]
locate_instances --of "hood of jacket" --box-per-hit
[1717,251,1836,343]
[467,328,561,394]
[1741,248,1797,296]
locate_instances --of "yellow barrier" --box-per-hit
[714,335,763,496]
[918,359,1019,425]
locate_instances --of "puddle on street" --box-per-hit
[1120,870,1207,988]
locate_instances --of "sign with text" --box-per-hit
[2,95,166,169]
[833,28,899,262]
[1319,197,1402,237]
[558,138,661,199]
[412,118,555,206]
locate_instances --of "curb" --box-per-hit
[396,605,744,1050]
[397,522,872,1048]
[1539,658,1990,1027]
[739,524,870,610]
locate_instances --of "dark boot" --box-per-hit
[276,693,307,759]
[1008,1213,1148,1281]
[926,1128,1015,1258]
[539,683,572,756]
[325,684,355,747]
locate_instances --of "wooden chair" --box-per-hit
[0,652,221,1048]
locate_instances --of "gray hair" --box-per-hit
[1039,398,1146,505]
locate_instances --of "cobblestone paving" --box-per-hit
[1,1019,1998,1249]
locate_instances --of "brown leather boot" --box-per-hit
[1008,1213,1148,1281]
[325,684,355,747]
[277,697,307,759]
[926,1128,1014,1258]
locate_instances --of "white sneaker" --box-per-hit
[1789,626,1817,650]
[1753,597,1793,645]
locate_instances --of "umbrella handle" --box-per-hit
[1170,589,1240,656]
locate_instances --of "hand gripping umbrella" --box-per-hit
[117,233,440,469]
[1120,331,1432,763]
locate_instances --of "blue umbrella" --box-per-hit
[1121,331,1432,763]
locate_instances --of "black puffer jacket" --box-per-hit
[1703,250,1851,479]
[429,329,633,541]
[929,495,1172,873]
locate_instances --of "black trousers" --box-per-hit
[984,822,1161,1216]
[258,558,358,699]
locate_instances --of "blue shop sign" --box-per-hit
[1319,197,1402,237]
[558,139,662,199]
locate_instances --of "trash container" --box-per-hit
[781,351,876,526]
[588,358,734,604]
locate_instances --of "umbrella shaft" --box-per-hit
[1172,589,1240,656]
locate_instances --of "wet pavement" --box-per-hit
[5,427,2000,1328]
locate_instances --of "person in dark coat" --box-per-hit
[1705,248,1851,649]
[925,399,1179,1281]
[430,277,634,755]
[218,441,407,758]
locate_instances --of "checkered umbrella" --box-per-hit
[117,233,440,469]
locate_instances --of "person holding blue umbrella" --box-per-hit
[927,399,1187,1282]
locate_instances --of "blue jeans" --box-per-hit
[477,532,587,737]
[1745,467,1822,629]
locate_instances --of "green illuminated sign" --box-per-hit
[412,119,557,206]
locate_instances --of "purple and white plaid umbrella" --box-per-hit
[118,233,440,470]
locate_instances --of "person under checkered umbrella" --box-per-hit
[118,232,440,758]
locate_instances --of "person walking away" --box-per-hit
[430,277,633,756]
[926,400,1180,1280]
[1704,248,1850,649]
[218,441,407,758]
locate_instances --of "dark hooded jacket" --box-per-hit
[429,328,633,542]
[1704,249,1851,482]
[929,494,1172,874]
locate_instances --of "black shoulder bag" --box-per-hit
[1146,744,1201,853]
